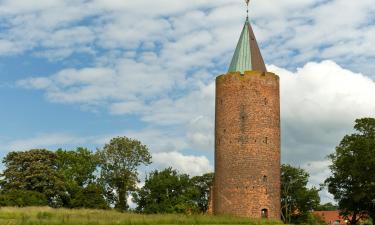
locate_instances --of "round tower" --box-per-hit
[213,10,281,219]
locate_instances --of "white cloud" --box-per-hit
[152,151,213,176]
[271,60,375,164]
[1,0,373,73]
[1,133,86,151]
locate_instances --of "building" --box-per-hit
[212,11,281,219]
[313,211,348,225]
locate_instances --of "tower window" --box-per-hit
[261,209,268,219]
[263,175,268,182]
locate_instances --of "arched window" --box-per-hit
[263,175,268,182]
[261,209,268,219]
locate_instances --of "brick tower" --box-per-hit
[213,9,281,219]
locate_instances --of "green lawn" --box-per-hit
[0,207,284,225]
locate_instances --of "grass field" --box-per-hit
[0,207,284,225]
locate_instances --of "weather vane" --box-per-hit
[245,0,250,20]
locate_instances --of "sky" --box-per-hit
[0,0,375,204]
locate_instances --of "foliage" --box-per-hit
[70,184,107,209]
[281,164,320,224]
[56,148,101,208]
[56,147,100,187]
[302,213,327,225]
[0,207,285,225]
[361,218,373,225]
[325,118,375,225]
[0,190,48,207]
[190,173,214,213]
[133,168,199,214]
[98,136,152,211]
[315,202,338,211]
[0,149,67,207]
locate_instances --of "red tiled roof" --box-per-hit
[313,211,347,225]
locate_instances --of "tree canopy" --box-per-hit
[1,149,67,207]
[325,118,375,225]
[133,168,213,214]
[98,136,152,211]
[281,164,320,224]
[0,136,152,210]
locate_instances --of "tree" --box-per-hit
[281,164,320,224]
[98,136,152,211]
[190,173,214,213]
[56,147,100,187]
[133,168,199,214]
[325,118,375,225]
[0,149,67,207]
[70,183,107,209]
[56,148,102,208]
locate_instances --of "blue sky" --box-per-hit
[1,0,375,203]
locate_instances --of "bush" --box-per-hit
[70,184,108,209]
[301,213,326,225]
[0,190,48,207]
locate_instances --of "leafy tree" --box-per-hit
[0,149,67,207]
[70,183,107,209]
[0,190,48,207]
[56,148,101,207]
[190,173,214,213]
[133,168,199,214]
[98,137,152,211]
[281,164,320,224]
[325,118,375,225]
[56,147,100,187]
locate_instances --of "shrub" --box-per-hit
[70,184,108,209]
[0,190,48,207]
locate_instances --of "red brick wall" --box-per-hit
[213,71,281,219]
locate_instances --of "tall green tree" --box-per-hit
[0,149,67,207]
[98,136,152,211]
[325,118,375,225]
[190,173,214,213]
[133,168,199,214]
[281,164,320,224]
[56,148,103,208]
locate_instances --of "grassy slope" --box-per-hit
[0,207,284,225]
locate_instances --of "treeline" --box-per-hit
[0,137,213,214]
[0,136,329,222]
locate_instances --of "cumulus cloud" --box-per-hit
[1,0,374,73]
[272,60,375,165]
[152,151,213,176]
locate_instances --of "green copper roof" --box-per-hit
[228,18,267,73]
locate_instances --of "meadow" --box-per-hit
[0,207,284,225]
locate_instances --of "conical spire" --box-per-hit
[228,18,267,73]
